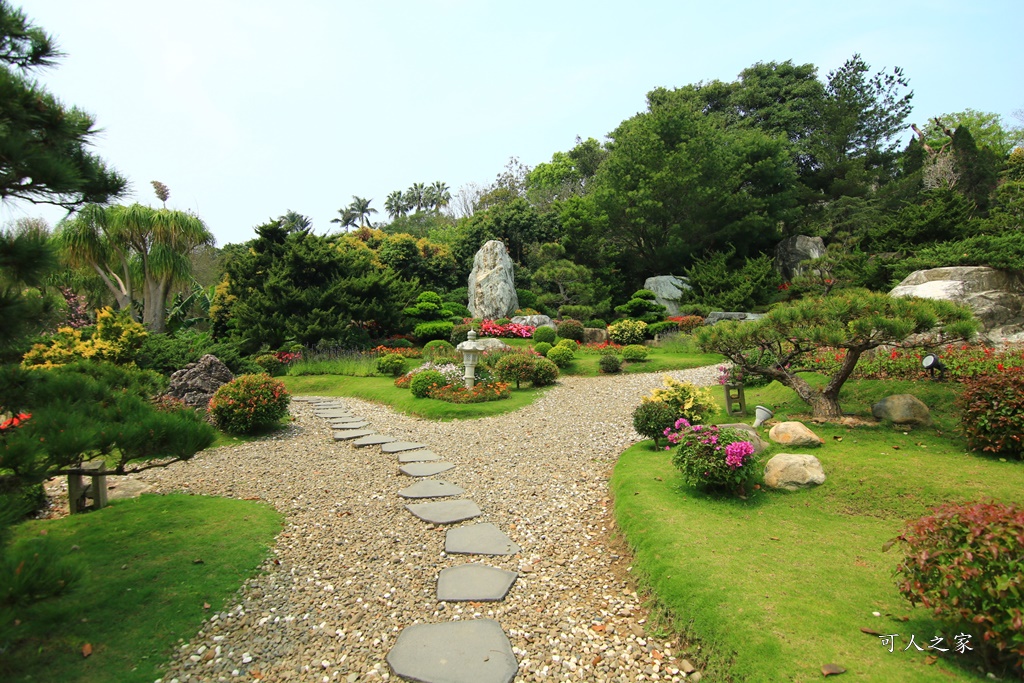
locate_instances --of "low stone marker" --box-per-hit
[764,453,826,490]
[437,563,518,602]
[386,619,517,683]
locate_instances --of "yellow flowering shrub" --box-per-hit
[642,375,718,423]
[22,307,148,367]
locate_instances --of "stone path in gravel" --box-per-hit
[146,365,720,683]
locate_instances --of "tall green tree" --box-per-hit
[346,195,377,227]
[0,1,126,208]
[385,190,408,220]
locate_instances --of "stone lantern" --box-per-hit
[456,330,488,389]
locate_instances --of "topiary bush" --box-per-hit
[251,353,284,376]
[555,338,578,349]
[410,369,446,398]
[584,319,607,329]
[647,321,678,337]
[676,315,706,334]
[375,353,408,377]
[559,305,593,322]
[556,318,585,342]
[608,319,648,345]
[643,375,718,423]
[532,326,556,344]
[531,357,559,386]
[614,289,667,324]
[599,354,622,374]
[893,501,1024,672]
[493,353,537,389]
[208,374,290,434]
[632,400,678,449]
[532,341,553,356]
[423,339,456,361]
[546,345,574,368]
[958,368,1024,459]
[451,322,482,345]
[413,320,455,343]
[621,344,649,362]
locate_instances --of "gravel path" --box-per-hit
[144,365,721,683]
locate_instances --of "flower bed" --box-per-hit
[425,381,511,403]
[371,345,422,358]
[807,344,1024,380]
[479,320,536,338]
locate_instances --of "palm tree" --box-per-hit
[330,208,359,232]
[346,196,377,228]
[278,210,312,234]
[384,191,407,220]
[407,183,427,212]
[429,181,451,212]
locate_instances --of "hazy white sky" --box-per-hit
[5,0,1023,245]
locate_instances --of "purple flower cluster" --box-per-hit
[724,441,755,469]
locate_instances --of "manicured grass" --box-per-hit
[503,336,724,377]
[280,374,550,420]
[2,494,282,683]
[612,379,1023,682]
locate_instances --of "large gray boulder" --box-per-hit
[510,314,555,329]
[468,240,519,320]
[643,275,691,316]
[872,394,931,426]
[775,235,826,281]
[704,311,765,326]
[764,453,826,491]
[166,354,234,409]
[583,327,608,344]
[889,266,1024,343]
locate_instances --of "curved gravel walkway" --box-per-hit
[144,365,721,683]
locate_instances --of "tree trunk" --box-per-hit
[143,276,170,334]
[777,373,846,420]
[809,393,844,420]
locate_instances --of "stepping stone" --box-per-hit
[353,434,398,447]
[445,523,520,556]
[437,563,518,602]
[381,441,427,453]
[331,421,369,430]
[315,409,352,418]
[398,480,465,499]
[398,449,441,463]
[406,500,482,524]
[333,429,376,441]
[327,416,360,424]
[386,619,517,683]
[400,461,455,477]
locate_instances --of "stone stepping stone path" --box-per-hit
[314,409,351,418]
[397,449,440,463]
[405,500,482,524]
[332,429,376,441]
[399,461,455,477]
[331,421,370,430]
[380,440,427,453]
[397,480,465,499]
[352,434,397,447]
[445,523,521,556]
[437,564,518,602]
[386,619,517,683]
[326,415,360,423]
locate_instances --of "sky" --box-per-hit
[4,0,1023,246]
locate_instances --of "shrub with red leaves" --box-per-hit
[958,367,1024,460]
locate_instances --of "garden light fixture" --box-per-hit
[753,405,774,428]
[921,353,947,380]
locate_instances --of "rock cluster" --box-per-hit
[165,354,234,409]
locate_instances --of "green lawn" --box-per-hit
[612,379,1023,682]
[2,494,282,683]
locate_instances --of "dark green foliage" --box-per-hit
[555,318,584,341]
[450,323,480,345]
[599,354,622,374]
[251,353,284,376]
[422,340,455,360]
[0,534,82,607]
[532,326,556,344]
[957,368,1024,459]
[545,345,574,368]
[951,126,1001,212]
[865,189,976,252]
[208,374,290,434]
[385,337,414,348]
[403,290,465,334]
[631,400,677,448]
[621,344,649,362]
[647,321,678,337]
[410,370,445,398]
[134,330,255,376]
[494,318,511,326]
[493,353,536,389]
[894,501,1024,672]
[0,228,58,362]
[614,290,667,324]
[531,357,559,386]
[375,353,408,377]
[683,249,780,310]
[892,232,1024,280]
[515,288,537,310]
[413,320,454,343]
[584,319,607,329]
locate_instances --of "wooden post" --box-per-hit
[724,383,746,417]
[67,473,87,514]
[67,461,108,514]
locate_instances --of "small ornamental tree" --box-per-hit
[696,290,977,419]
[614,289,666,324]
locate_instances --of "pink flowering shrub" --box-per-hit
[479,320,536,338]
[667,419,759,493]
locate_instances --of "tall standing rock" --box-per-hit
[468,240,519,320]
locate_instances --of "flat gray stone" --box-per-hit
[326,415,360,424]
[386,619,517,683]
[353,434,398,447]
[437,564,519,602]
[315,409,351,418]
[400,462,455,477]
[398,450,441,463]
[406,500,482,524]
[398,480,465,499]
[333,429,376,441]
[445,523,520,556]
[381,441,427,453]
[332,421,369,430]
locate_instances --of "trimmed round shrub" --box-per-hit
[555,338,578,349]
[410,369,446,398]
[556,318,585,342]
[546,345,574,368]
[531,357,559,386]
[958,368,1024,459]
[894,501,1024,671]
[621,344,649,362]
[209,374,290,434]
[423,339,456,360]
[584,319,607,329]
[647,321,678,337]
[599,354,622,373]
[386,337,415,348]
[676,315,705,334]
[532,326,556,344]
[414,320,455,342]
[598,345,620,356]
[494,353,537,389]
[632,400,677,449]
[532,341,553,356]
[375,353,408,377]
[608,319,648,345]
[251,353,284,376]
[451,322,481,345]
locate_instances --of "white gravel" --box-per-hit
[143,364,721,682]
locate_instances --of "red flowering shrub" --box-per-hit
[808,344,1024,381]
[893,501,1024,672]
[371,345,422,358]
[958,368,1024,459]
[673,315,705,334]
[493,353,536,388]
[209,374,290,434]
[479,320,536,338]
